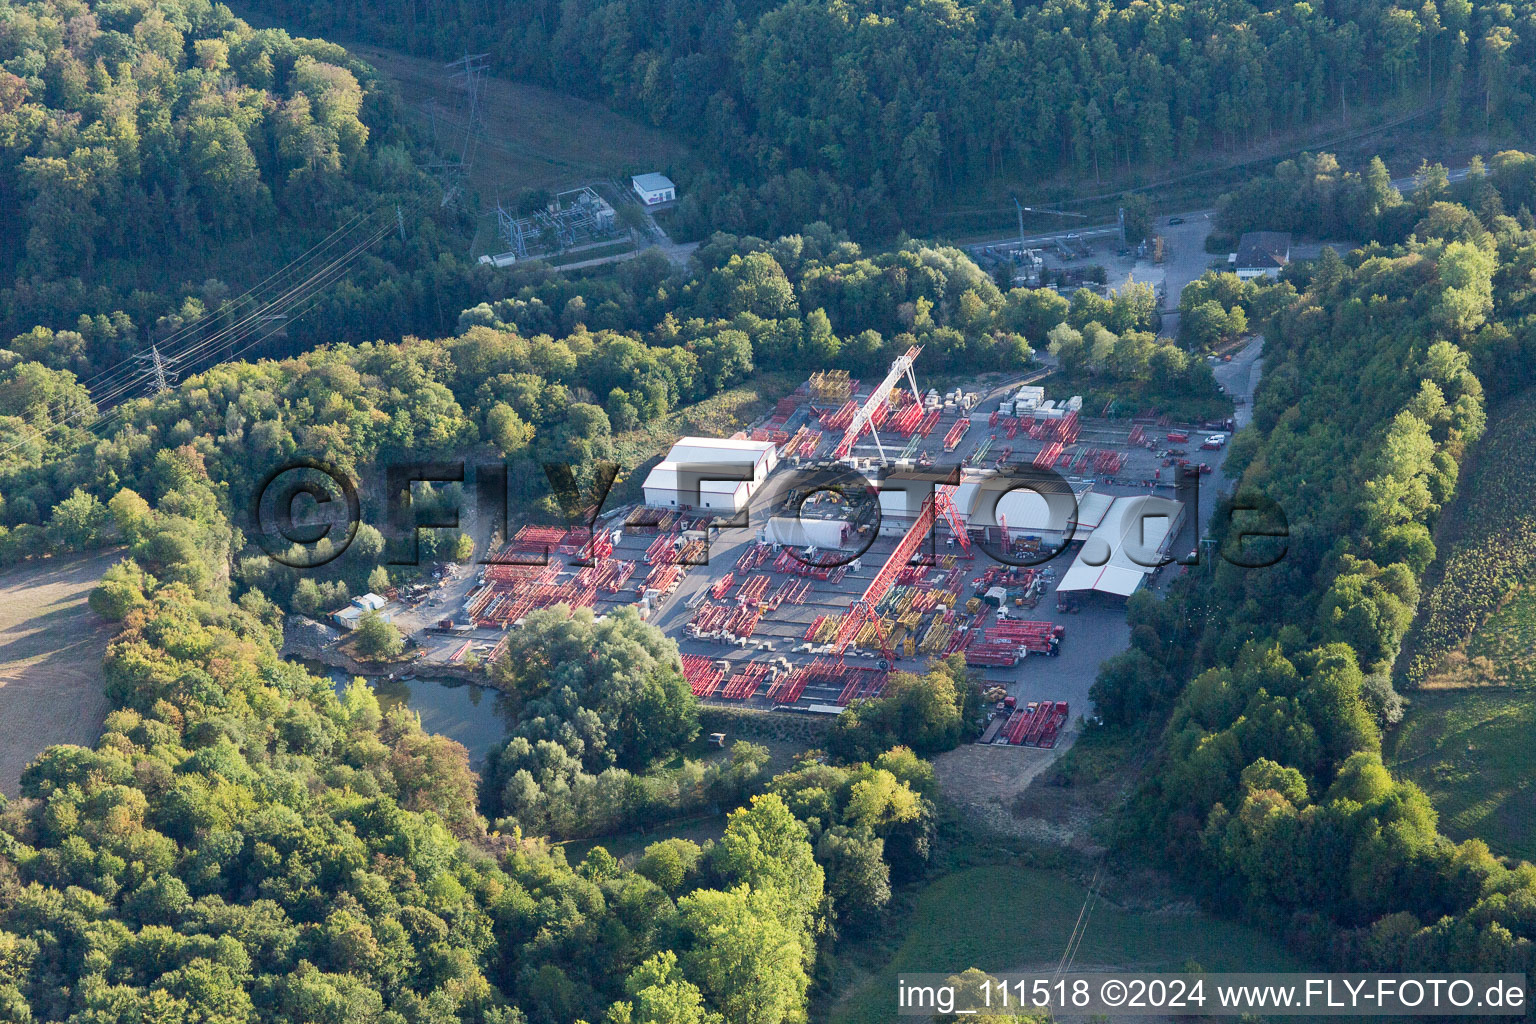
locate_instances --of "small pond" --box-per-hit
[303,662,517,766]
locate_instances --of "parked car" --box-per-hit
[1168,216,1185,225]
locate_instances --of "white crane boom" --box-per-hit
[833,345,923,462]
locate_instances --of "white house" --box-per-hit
[642,436,778,512]
[1230,231,1291,280]
[631,172,676,205]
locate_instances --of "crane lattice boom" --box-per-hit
[833,345,923,461]
[831,485,968,660]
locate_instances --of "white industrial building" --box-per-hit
[762,516,851,549]
[873,467,1099,544]
[1056,495,1184,598]
[642,436,778,512]
[631,172,676,205]
[333,592,389,629]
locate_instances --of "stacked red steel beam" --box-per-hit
[1033,441,1063,467]
[1024,702,1056,744]
[737,574,771,604]
[1094,450,1125,473]
[766,579,810,609]
[645,531,679,564]
[1037,702,1069,747]
[773,550,848,582]
[890,402,921,436]
[710,573,735,599]
[722,662,770,699]
[769,659,816,703]
[986,620,1062,653]
[640,563,684,595]
[823,400,857,430]
[836,667,889,705]
[965,641,1021,667]
[510,525,568,552]
[918,409,941,436]
[724,605,761,639]
[943,418,971,451]
[736,543,770,572]
[681,654,725,697]
[690,602,729,634]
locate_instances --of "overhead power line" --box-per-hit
[0,195,430,465]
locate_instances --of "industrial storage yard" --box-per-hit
[400,344,1251,752]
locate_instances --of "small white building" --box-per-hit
[631,172,676,205]
[642,436,778,512]
[333,592,388,629]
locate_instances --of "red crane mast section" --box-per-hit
[830,486,967,661]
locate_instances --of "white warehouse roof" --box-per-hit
[1057,495,1184,597]
[642,462,750,498]
[665,436,778,469]
[632,172,675,193]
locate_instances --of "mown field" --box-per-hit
[1389,388,1536,861]
[1389,687,1536,861]
[1390,585,1536,861]
[828,864,1300,1024]
[0,549,122,797]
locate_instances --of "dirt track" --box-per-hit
[0,550,122,797]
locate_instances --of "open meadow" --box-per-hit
[1390,388,1536,861]
[828,864,1300,1024]
[349,43,686,202]
[0,550,121,797]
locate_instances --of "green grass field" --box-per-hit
[1388,389,1536,862]
[828,865,1299,1024]
[1389,686,1536,861]
[1389,584,1536,862]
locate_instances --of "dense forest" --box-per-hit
[0,0,491,375]
[238,0,1536,236]
[16,0,1536,1012]
[1091,154,1536,972]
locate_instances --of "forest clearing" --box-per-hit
[0,549,121,796]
